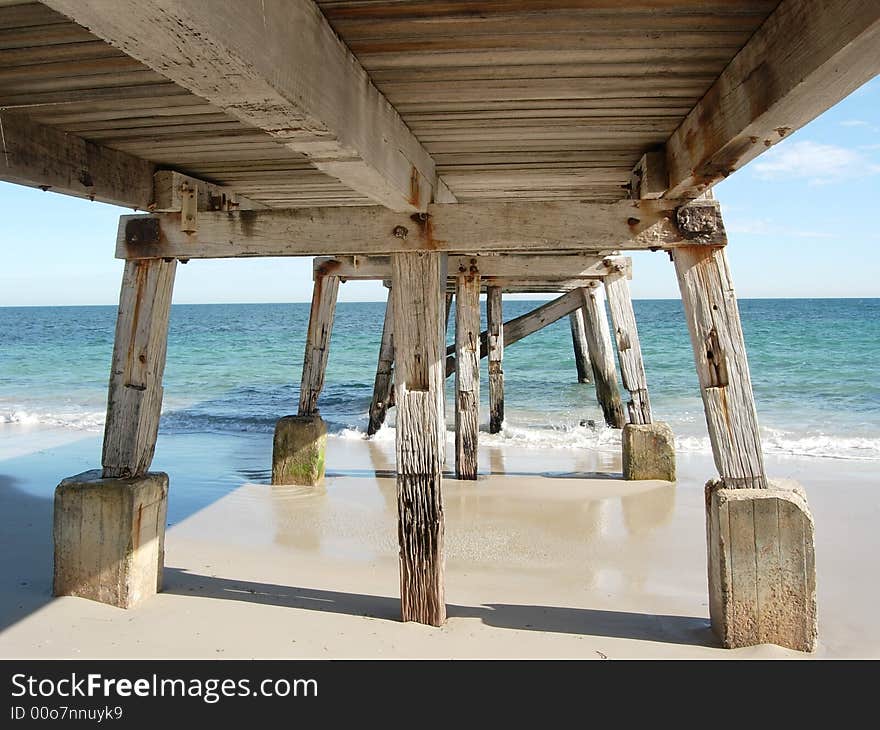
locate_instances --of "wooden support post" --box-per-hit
[568,309,592,384]
[455,265,481,479]
[487,286,504,434]
[673,246,766,489]
[367,295,395,436]
[298,274,340,416]
[392,252,446,626]
[604,273,652,425]
[579,285,626,429]
[102,258,177,479]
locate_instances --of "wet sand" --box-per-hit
[0,427,877,658]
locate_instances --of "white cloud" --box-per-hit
[841,119,870,127]
[753,140,880,184]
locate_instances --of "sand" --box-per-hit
[0,426,878,659]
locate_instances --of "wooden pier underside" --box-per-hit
[1,1,877,215]
[3,0,874,643]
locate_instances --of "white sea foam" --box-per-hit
[0,408,105,431]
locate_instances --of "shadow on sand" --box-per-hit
[163,567,714,648]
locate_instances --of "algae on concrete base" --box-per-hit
[622,421,676,481]
[272,414,327,486]
[53,469,168,609]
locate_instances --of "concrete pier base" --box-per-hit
[53,470,168,609]
[706,479,818,652]
[272,414,327,485]
[622,422,676,481]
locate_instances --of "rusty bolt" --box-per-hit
[392,225,408,239]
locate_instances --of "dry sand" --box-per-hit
[0,429,877,659]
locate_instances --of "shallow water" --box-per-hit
[1,298,878,460]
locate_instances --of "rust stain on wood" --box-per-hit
[125,218,161,245]
[408,165,421,209]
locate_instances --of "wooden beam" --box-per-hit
[569,309,593,385]
[152,171,266,212]
[117,200,726,259]
[367,297,395,437]
[665,0,880,198]
[454,266,480,480]
[580,285,626,429]
[487,286,504,435]
[102,258,176,478]
[605,272,652,425]
[392,252,446,626]
[315,254,628,281]
[298,274,339,416]
[0,110,154,208]
[629,149,668,199]
[445,288,584,377]
[673,246,767,489]
[45,0,450,211]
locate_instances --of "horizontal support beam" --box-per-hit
[117,200,726,259]
[45,0,449,211]
[665,0,880,198]
[0,110,155,209]
[315,254,630,281]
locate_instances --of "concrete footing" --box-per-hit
[622,421,676,481]
[272,414,327,485]
[706,479,817,652]
[53,470,168,609]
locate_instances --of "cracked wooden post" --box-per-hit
[272,273,339,485]
[605,270,675,480]
[55,257,175,609]
[392,251,446,626]
[367,294,394,436]
[674,241,816,652]
[579,284,626,429]
[454,262,480,479]
[487,285,504,434]
[568,309,592,384]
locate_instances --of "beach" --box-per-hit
[1,424,877,659]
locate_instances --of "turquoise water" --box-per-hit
[1,299,878,460]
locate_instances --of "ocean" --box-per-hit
[1,298,878,462]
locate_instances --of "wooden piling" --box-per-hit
[605,272,652,425]
[367,295,395,436]
[568,309,593,384]
[102,258,177,479]
[673,246,766,488]
[298,273,340,416]
[579,284,626,429]
[487,285,505,434]
[392,252,446,626]
[454,265,481,479]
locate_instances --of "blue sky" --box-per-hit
[1,76,878,306]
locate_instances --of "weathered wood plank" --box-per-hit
[604,271,652,424]
[44,0,450,211]
[454,265,480,479]
[665,0,880,198]
[487,286,505,434]
[629,149,667,199]
[0,110,155,208]
[367,296,395,436]
[445,288,584,377]
[102,258,176,478]
[152,170,266,212]
[116,200,726,259]
[568,309,592,384]
[579,284,626,428]
[313,253,625,281]
[298,274,340,416]
[673,245,766,488]
[392,252,446,625]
